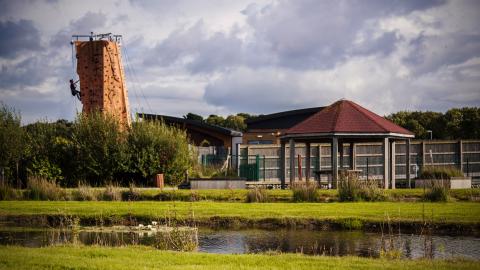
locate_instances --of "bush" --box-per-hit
[292,182,318,202]
[246,187,269,203]
[127,120,192,186]
[72,182,97,201]
[423,181,450,202]
[0,184,19,200]
[72,112,128,186]
[26,177,66,200]
[420,166,463,179]
[101,183,121,201]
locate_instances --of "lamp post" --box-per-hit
[427,130,432,140]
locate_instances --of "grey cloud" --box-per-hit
[145,0,446,73]
[0,19,41,59]
[50,11,107,48]
[404,33,480,75]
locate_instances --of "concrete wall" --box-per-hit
[415,177,471,189]
[190,179,246,189]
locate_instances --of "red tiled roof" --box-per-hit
[286,99,414,136]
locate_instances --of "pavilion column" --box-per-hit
[289,138,295,187]
[280,141,286,189]
[391,140,396,189]
[406,139,411,188]
[332,137,338,189]
[383,138,390,189]
[305,142,311,182]
[349,142,356,169]
[339,141,344,169]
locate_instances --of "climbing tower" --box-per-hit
[73,33,131,127]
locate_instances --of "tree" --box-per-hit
[224,115,247,131]
[205,114,225,126]
[0,104,25,185]
[127,120,192,186]
[184,113,203,122]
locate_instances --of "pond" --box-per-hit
[0,227,478,260]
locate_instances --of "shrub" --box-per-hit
[26,177,66,200]
[246,187,269,203]
[72,182,97,201]
[127,120,192,186]
[292,182,318,202]
[72,112,128,186]
[0,183,19,200]
[101,183,122,201]
[423,181,450,202]
[420,166,463,179]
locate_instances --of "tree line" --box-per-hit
[185,107,480,140]
[0,105,192,187]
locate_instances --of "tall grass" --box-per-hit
[72,182,97,201]
[420,166,463,179]
[338,172,386,202]
[0,183,18,200]
[26,177,66,200]
[246,187,269,203]
[292,182,318,202]
[423,181,450,202]
[101,183,122,201]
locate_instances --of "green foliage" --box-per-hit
[245,187,269,203]
[128,120,192,186]
[72,112,128,185]
[223,115,246,131]
[292,182,318,202]
[419,166,464,179]
[0,103,25,183]
[26,177,66,201]
[386,107,480,139]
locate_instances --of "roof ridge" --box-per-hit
[347,101,389,132]
[331,100,343,132]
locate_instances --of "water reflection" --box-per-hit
[0,228,478,260]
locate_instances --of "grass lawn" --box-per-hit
[0,201,479,224]
[0,245,477,270]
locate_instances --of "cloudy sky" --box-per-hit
[0,0,479,123]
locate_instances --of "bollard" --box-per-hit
[155,174,164,189]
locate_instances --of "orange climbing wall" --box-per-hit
[75,40,131,127]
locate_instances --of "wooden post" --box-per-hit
[391,140,396,189]
[406,139,411,188]
[332,137,338,189]
[298,154,302,181]
[349,142,356,170]
[289,138,295,187]
[280,141,286,189]
[306,142,311,182]
[383,138,389,189]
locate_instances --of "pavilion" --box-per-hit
[279,99,415,189]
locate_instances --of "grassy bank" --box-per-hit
[0,245,477,270]
[6,188,480,202]
[0,201,478,232]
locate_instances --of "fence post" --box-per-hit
[298,154,302,181]
[459,140,463,172]
[263,155,266,181]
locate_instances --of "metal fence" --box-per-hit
[231,140,480,184]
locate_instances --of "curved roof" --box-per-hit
[285,99,414,137]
